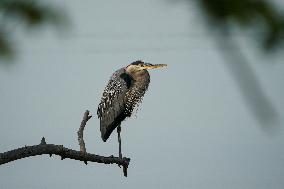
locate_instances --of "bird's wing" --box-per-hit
[97,68,132,142]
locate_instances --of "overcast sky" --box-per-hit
[0,0,284,189]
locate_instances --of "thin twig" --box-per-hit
[77,110,92,153]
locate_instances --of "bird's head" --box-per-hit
[126,60,167,73]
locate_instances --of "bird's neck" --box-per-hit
[126,69,149,82]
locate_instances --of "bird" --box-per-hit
[97,60,167,158]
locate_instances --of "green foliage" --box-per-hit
[199,0,284,49]
[0,0,62,26]
[0,30,13,59]
[0,0,66,60]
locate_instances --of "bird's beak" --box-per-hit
[142,63,167,70]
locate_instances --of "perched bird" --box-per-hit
[97,60,167,157]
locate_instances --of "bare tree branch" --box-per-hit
[0,110,130,177]
[0,138,130,167]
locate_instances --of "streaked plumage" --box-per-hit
[97,60,166,144]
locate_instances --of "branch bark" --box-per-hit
[0,110,130,177]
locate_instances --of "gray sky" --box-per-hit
[1,0,284,189]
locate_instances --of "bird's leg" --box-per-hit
[117,124,122,159]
